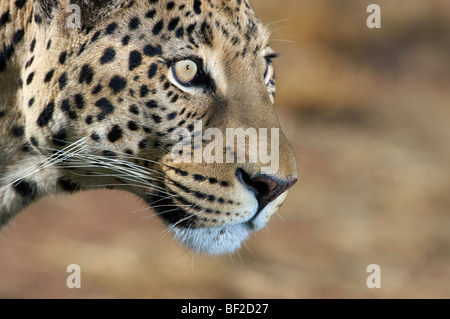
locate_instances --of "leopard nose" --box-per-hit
[236,168,298,211]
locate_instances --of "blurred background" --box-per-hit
[1,0,449,298]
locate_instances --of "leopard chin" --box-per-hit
[167,192,289,255]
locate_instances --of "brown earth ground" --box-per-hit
[0,0,449,298]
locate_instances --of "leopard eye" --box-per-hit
[172,60,199,86]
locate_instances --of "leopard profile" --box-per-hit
[0,0,298,255]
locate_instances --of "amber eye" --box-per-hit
[172,60,199,86]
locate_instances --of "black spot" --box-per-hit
[26,72,34,85]
[13,29,25,45]
[231,36,240,46]
[128,121,139,131]
[100,47,116,64]
[15,0,27,9]
[28,40,36,55]
[46,39,52,50]
[91,30,101,42]
[68,111,78,120]
[167,1,175,10]
[152,114,162,123]
[28,97,35,108]
[209,178,218,184]
[200,22,213,46]
[140,85,149,97]
[146,9,156,19]
[85,115,93,125]
[176,27,185,38]
[129,17,140,30]
[109,75,127,94]
[77,41,87,55]
[129,105,139,115]
[0,10,11,27]
[61,99,70,112]
[167,112,177,120]
[105,22,118,34]
[193,174,206,182]
[129,50,142,71]
[12,126,24,137]
[34,14,42,24]
[107,125,123,142]
[103,150,117,158]
[148,63,158,78]
[193,0,202,15]
[59,51,67,64]
[37,102,55,127]
[12,180,36,199]
[171,94,179,103]
[168,17,180,31]
[152,20,164,35]
[25,55,34,69]
[122,35,130,46]
[52,129,67,146]
[95,98,114,114]
[22,142,32,153]
[74,94,85,109]
[79,64,94,84]
[220,181,229,187]
[143,44,162,57]
[139,140,148,149]
[44,69,54,83]
[92,84,102,94]
[91,132,101,141]
[30,136,38,146]
[59,72,67,90]
[58,177,80,193]
[146,100,158,109]
[186,23,196,34]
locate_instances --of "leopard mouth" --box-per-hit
[144,191,288,255]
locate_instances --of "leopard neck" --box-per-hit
[0,0,44,225]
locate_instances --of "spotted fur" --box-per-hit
[0,0,297,255]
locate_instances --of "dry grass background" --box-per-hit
[1,0,449,298]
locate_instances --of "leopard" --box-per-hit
[0,0,298,255]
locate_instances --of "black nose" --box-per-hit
[236,168,298,211]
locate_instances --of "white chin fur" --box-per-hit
[171,223,249,256]
[170,191,290,255]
